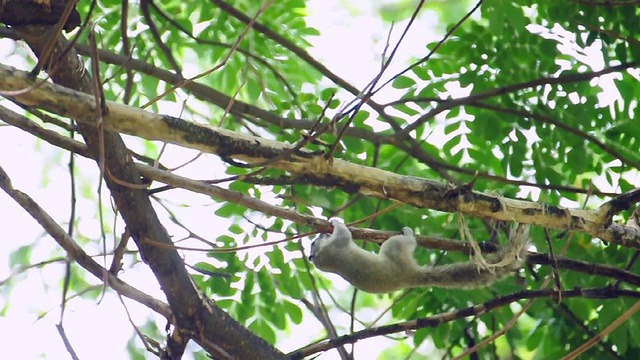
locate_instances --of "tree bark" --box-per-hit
[4,12,285,360]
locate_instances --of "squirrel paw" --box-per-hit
[471,250,496,274]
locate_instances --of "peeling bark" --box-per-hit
[1,63,638,249]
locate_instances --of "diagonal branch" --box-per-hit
[5,103,640,289]
[1,63,638,247]
[0,27,608,196]
[0,165,172,319]
[399,62,638,137]
[11,24,285,359]
[289,286,640,359]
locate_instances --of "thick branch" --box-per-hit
[0,27,607,196]
[1,63,637,248]
[0,0,80,31]
[10,26,284,359]
[5,105,640,289]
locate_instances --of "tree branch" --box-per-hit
[10,24,285,359]
[0,27,609,196]
[289,286,640,359]
[0,165,172,319]
[1,63,637,248]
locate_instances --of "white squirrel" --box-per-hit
[309,220,529,293]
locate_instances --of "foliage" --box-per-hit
[1,0,639,359]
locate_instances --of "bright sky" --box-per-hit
[0,1,441,359]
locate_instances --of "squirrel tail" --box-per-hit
[418,224,530,288]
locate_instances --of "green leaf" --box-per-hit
[9,245,32,268]
[248,319,276,344]
[263,302,286,330]
[392,75,416,89]
[214,202,244,218]
[237,273,256,322]
[283,300,303,324]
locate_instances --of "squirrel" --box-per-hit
[309,220,529,293]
